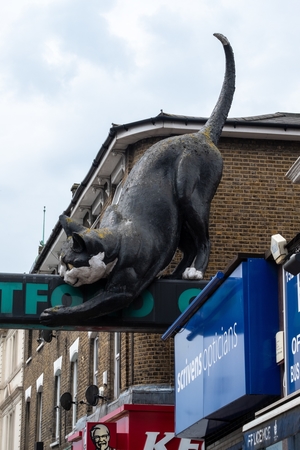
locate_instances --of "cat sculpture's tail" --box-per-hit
[202,33,235,146]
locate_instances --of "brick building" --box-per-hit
[22,111,300,450]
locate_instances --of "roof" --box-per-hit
[231,112,300,126]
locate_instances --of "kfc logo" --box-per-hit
[87,422,117,450]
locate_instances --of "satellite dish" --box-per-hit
[41,329,55,343]
[60,392,73,411]
[85,385,100,406]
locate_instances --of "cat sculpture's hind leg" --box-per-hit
[166,223,197,279]
[176,141,223,280]
[181,203,211,280]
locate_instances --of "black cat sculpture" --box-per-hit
[40,33,235,326]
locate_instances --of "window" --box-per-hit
[4,331,18,377]
[2,410,15,450]
[26,330,33,363]
[36,392,43,442]
[54,373,61,442]
[11,332,17,372]
[112,181,123,205]
[71,359,78,429]
[53,357,62,444]
[24,401,30,450]
[69,338,79,429]
[93,336,99,386]
[88,332,99,387]
[36,374,43,441]
[114,332,121,399]
[24,387,31,450]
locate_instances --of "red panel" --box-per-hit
[101,405,204,450]
[68,405,204,450]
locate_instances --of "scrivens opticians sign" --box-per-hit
[174,258,280,439]
[177,321,238,393]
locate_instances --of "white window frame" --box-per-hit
[114,332,121,399]
[69,339,79,429]
[71,359,78,429]
[53,357,62,444]
[36,373,43,441]
[93,336,99,386]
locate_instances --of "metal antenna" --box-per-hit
[41,206,46,247]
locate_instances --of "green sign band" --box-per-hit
[0,273,207,332]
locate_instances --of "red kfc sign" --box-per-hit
[68,405,204,450]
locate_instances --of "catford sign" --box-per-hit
[0,273,207,332]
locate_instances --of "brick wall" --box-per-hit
[208,137,300,277]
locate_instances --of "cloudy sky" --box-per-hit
[1,0,300,273]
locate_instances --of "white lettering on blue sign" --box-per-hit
[290,332,300,383]
[290,362,300,383]
[245,419,279,449]
[285,271,294,282]
[177,322,238,393]
[247,426,271,447]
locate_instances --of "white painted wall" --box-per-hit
[0,329,24,450]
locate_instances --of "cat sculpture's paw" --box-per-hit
[182,267,204,280]
[40,305,73,327]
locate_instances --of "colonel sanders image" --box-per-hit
[90,423,115,450]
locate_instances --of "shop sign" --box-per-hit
[243,403,300,449]
[174,258,280,438]
[0,273,207,332]
[284,272,300,394]
[244,420,278,449]
[69,405,204,450]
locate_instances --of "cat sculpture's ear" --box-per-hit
[59,215,87,238]
[72,232,86,253]
[60,214,106,257]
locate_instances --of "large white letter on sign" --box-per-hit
[143,432,200,450]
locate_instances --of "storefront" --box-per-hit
[67,404,205,450]
[242,264,300,449]
[243,390,300,449]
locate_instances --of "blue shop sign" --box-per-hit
[173,258,280,439]
[284,272,300,394]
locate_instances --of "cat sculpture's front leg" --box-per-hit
[39,289,134,327]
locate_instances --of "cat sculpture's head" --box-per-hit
[59,215,117,287]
